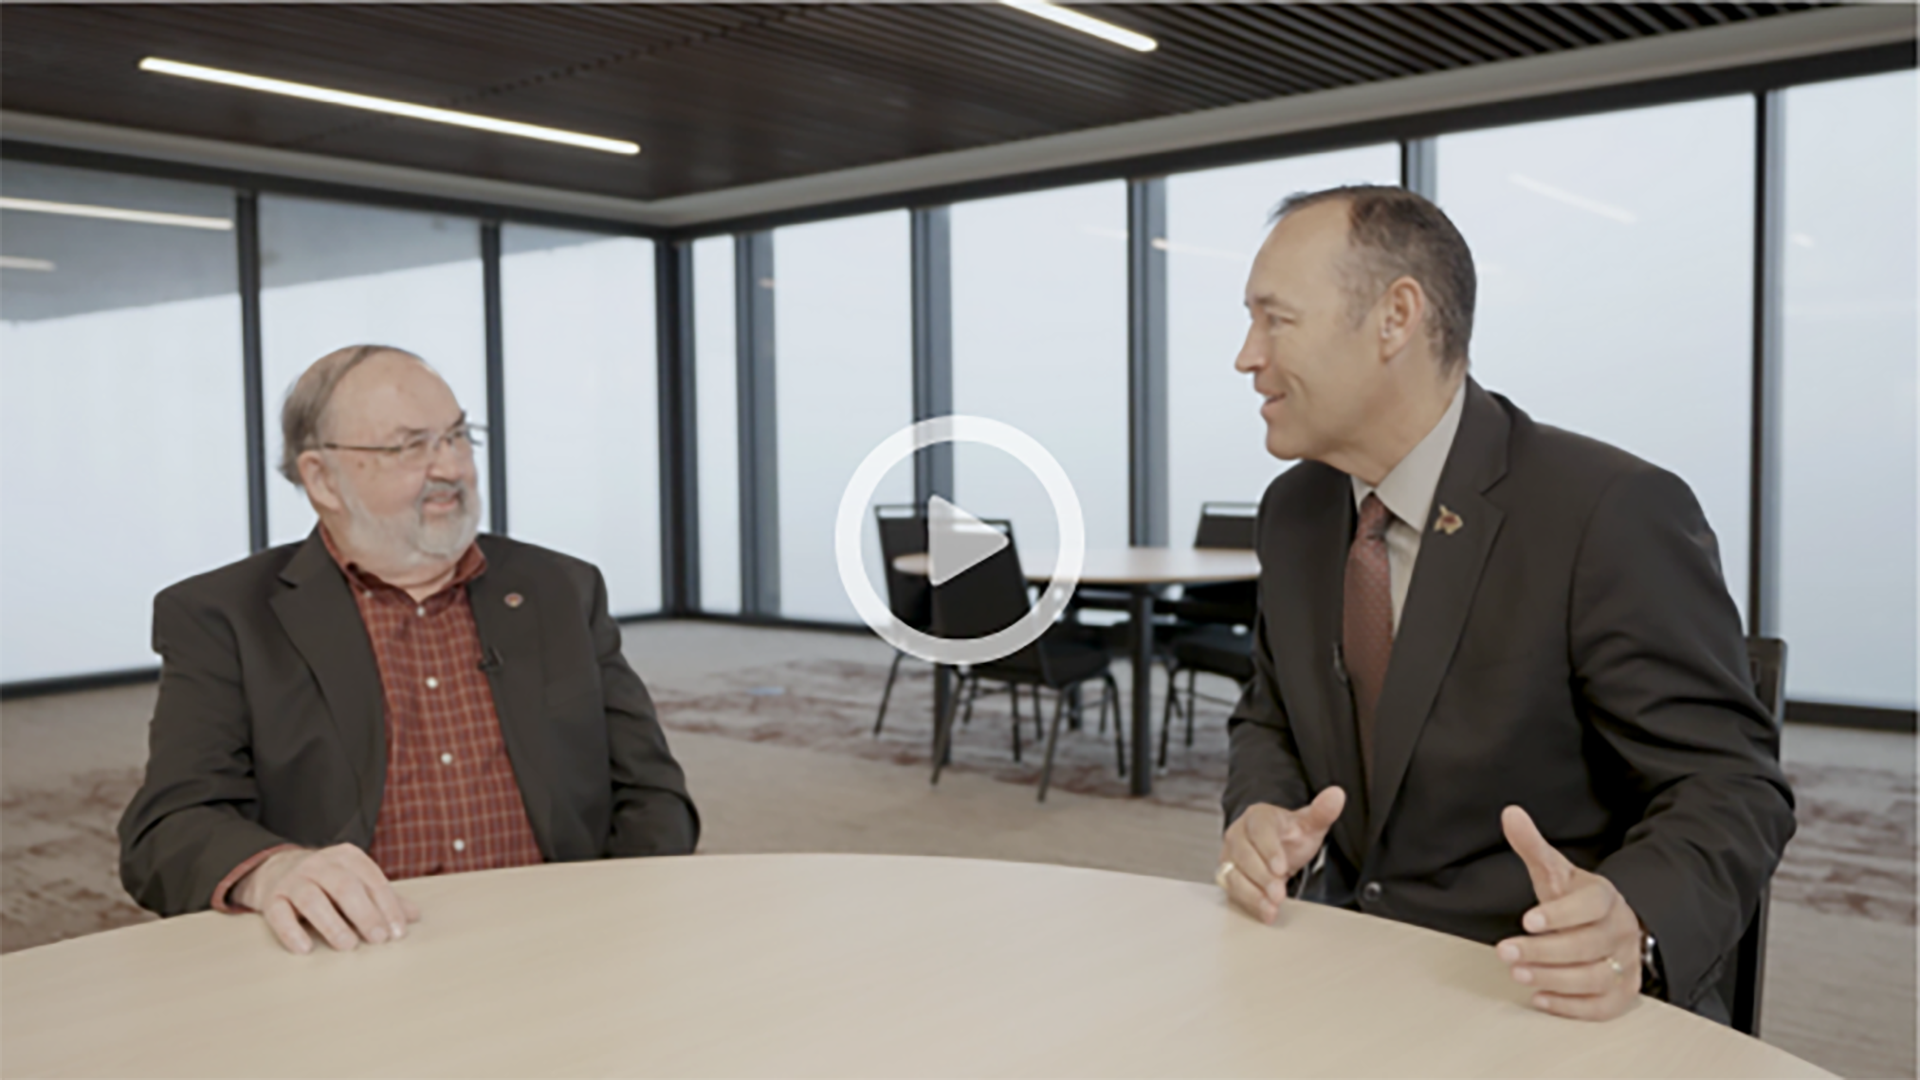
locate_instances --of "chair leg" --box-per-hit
[872,651,906,737]
[931,673,967,786]
[1038,685,1070,802]
[961,677,979,727]
[1185,667,1199,748]
[1106,673,1126,778]
[1009,682,1023,763]
[1031,685,1045,741]
[1068,683,1082,732]
[1158,662,1180,769]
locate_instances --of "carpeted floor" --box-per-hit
[2,619,1914,1077]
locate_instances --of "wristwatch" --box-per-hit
[1640,928,1666,997]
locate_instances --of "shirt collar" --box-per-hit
[1351,380,1468,532]
[319,524,487,597]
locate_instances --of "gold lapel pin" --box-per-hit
[1434,506,1464,535]
[504,592,524,608]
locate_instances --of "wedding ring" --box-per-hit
[1215,861,1238,890]
[1608,957,1626,979]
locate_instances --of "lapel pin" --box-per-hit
[504,592,524,608]
[1434,506,1464,535]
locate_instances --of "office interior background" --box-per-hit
[0,4,1915,1076]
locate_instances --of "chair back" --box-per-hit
[1721,635,1788,1036]
[930,520,1045,677]
[875,505,932,632]
[1194,502,1258,549]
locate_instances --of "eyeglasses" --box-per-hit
[319,421,486,469]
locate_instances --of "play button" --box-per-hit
[926,495,1010,587]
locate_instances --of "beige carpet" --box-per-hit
[2,619,1913,1078]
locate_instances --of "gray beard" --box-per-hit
[336,475,482,574]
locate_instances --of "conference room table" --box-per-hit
[894,546,1261,795]
[0,855,1826,1078]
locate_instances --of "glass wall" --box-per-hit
[1166,145,1401,541]
[694,236,741,614]
[259,196,488,547]
[772,213,914,622]
[1437,97,1756,622]
[500,225,659,616]
[1779,71,1918,709]
[952,181,1130,558]
[0,163,249,681]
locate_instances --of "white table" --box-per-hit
[0,855,1829,1078]
[894,547,1262,794]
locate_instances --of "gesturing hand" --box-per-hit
[234,844,420,955]
[1497,806,1644,1021]
[1217,787,1347,924]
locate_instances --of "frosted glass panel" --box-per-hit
[260,196,487,547]
[952,182,1129,557]
[773,213,914,622]
[1438,97,1754,622]
[1780,71,1918,709]
[1167,146,1401,542]
[695,236,741,614]
[500,226,659,616]
[0,162,248,681]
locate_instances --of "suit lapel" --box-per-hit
[466,538,554,852]
[1365,381,1511,857]
[269,532,387,842]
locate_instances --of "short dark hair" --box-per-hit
[1272,185,1476,371]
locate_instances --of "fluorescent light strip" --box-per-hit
[1507,174,1637,224]
[140,57,640,156]
[0,196,232,230]
[999,1,1158,52]
[0,256,56,272]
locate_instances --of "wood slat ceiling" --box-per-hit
[0,3,1826,202]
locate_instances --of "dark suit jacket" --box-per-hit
[120,531,699,916]
[1223,379,1795,1020]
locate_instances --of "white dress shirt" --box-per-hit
[1349,382,1467,635]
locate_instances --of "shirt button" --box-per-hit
[440,752,454,765]
[1360,881,1384,904]
[416,605,427,617]
[362,590,373,599]
[452,839,466,853]
[425,676,439,690]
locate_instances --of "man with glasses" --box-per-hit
[120,344,697,954]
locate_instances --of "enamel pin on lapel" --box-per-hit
[504,592,524,608]
[1434,506,1464,535]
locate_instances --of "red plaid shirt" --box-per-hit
[212,529,544,910]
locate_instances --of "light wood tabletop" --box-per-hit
[893,546,1260,586]
[0,854,1826,1079]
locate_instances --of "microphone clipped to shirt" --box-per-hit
[478,647,504,674]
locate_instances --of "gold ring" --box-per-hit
[1214,861,1237,890]
[1608,957,1626,979]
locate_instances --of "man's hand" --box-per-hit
[1497,806,1644,1021]
[1218,787,1346,924]
[233,844,420,955]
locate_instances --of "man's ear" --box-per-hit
[1378,276,1428,360]
[297,451,346,515]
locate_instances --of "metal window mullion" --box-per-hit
[1402,138,1439,197]
[1128,178,1169,547]
[481,221,508,536]
[236,190,268,553]
[911,206,954,506]
[656,239,700,615]
[1748,90,1785,637]
[735,231,780,616]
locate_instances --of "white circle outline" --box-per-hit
[835,415,1084,666]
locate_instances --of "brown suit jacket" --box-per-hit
[1224,380,1795,1022]
[120,531,699,916]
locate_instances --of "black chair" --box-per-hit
[1157,502,1261,765]
[1720,635,1786,1036]
[871,505,931,737]
[929,520,1123,801]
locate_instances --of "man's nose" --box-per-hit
[425,435,469,479]
[1234,326,1264,374]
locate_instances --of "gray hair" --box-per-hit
[278,344,421,486]
[1271,185,1477,372]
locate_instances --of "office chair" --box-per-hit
[1158,502,1260,764]
[1719,635,1787,1037]
[871,505,932,737]
[929,520,1123,801]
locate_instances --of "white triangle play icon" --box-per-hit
[926,495,1009,587]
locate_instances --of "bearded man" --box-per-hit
[119,344,697,954]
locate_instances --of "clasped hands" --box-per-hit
[1219,791,1645,1021]
[233,843,420,955]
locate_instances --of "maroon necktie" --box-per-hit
[1343,493,1393,790]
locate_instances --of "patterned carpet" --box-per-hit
[5,656,1914,960]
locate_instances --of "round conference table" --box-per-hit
[895,547,1262,796]
[0,855,1826,1078]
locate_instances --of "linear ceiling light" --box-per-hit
[998,1,1158,52]
[0,197,232,230]
[0,256,56,272]
[139,57,641,156]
